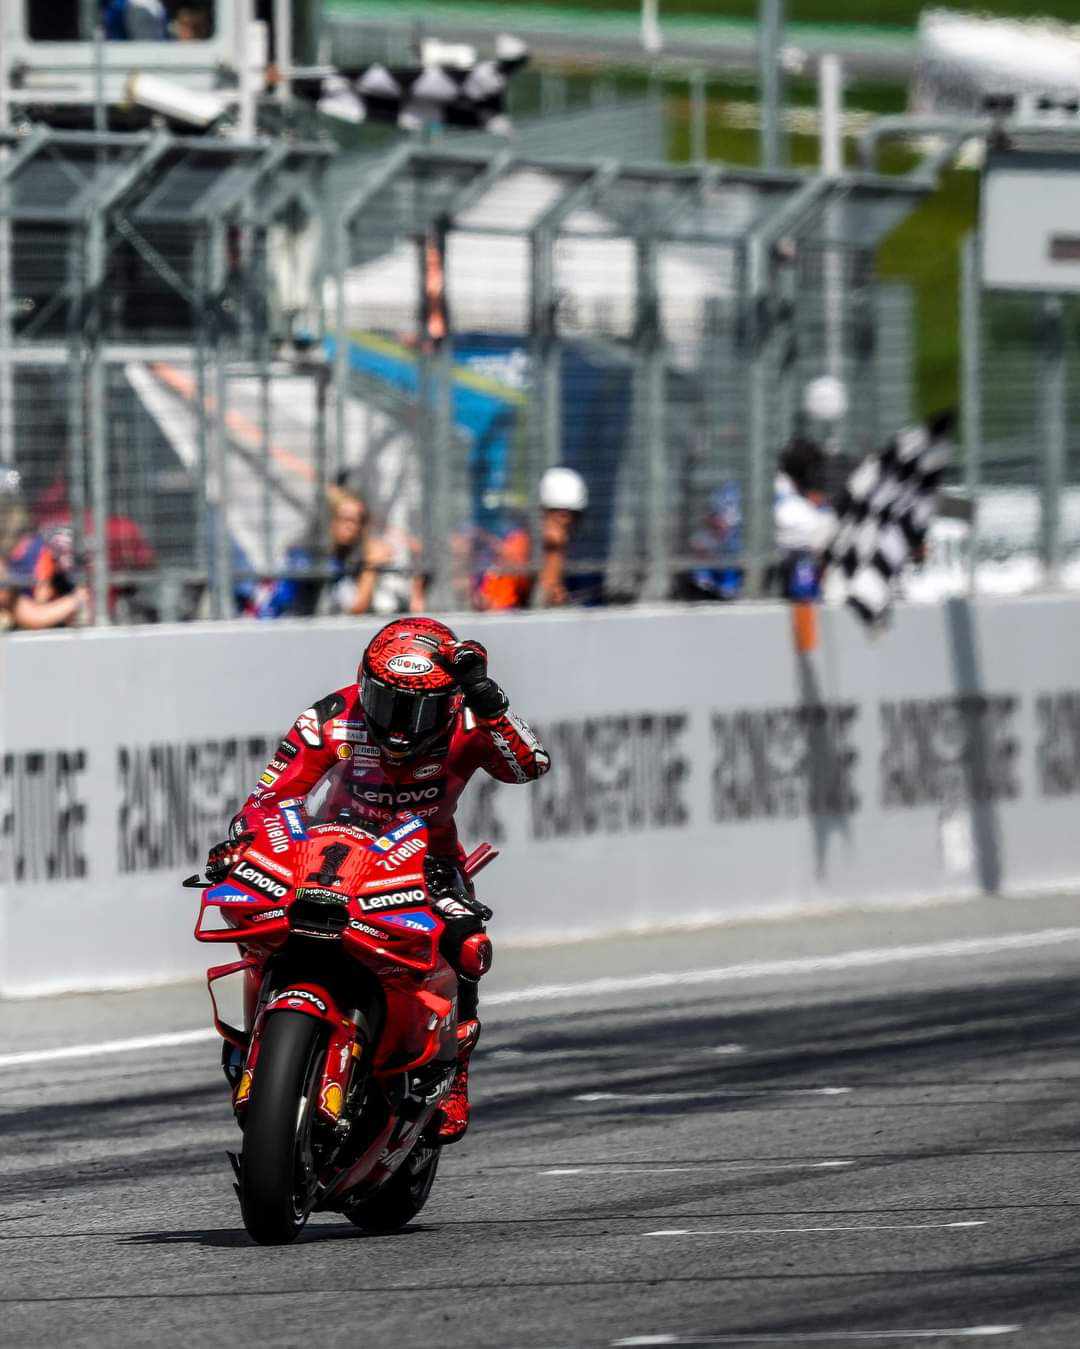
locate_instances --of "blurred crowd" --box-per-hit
[0,439,843,632]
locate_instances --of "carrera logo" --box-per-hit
[386,654,434,677]
[349,919,385,939]
[412,762,442,780]
[357,887,426,913]
[232,861,290,900]
[270,989,327,1013]
[252,907,286,921]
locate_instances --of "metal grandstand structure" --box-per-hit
[0,121,933,621]
[0,126,332,621]
[328,144,927,605]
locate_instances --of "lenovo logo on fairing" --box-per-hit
[358,888,426,913]
[232,861,289,900]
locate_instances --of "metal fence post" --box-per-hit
[193,227,212,610]
[209,219,234,619]
[637,234,670,600]
[745,237,772,597]
[758,0,786,170]
[415,229,455,612]
[960,232,982,594]
[86,199,110,625]
[65,234,88,594]
[528,227,560,483]
[256,222,275,573]
[1039,293,1066,589]
[690,70,707,164]
[334,214,349,478]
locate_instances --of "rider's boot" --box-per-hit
[438,1018,480,1145]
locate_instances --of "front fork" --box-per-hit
[209,956,367,1128]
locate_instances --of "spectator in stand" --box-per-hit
[772,436,837,601]
[534,466,589,607]
[455,502,533,612]
[6,525,89,629]
[102,0,170,41]
[675,481,744,602]
[172,5,212,40]
[455,468,592,612]
[0,575,15,633]
[244,488,425,619]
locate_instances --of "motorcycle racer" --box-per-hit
[206,617,550,1143]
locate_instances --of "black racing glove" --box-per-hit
[438,640,509,720]
[205,832,254,884]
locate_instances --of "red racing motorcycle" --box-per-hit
[186,804,495,1245]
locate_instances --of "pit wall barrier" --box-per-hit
[1,596,1078,997]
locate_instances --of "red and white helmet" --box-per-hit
[358,617,460,759]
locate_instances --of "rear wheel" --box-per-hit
[344,1143,441,1233]
[240,1011,326,1245]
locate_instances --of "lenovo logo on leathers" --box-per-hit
[354,784,445,807]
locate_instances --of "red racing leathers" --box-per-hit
[232,685,549,863]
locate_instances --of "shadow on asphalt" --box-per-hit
[119,1222,431,1248]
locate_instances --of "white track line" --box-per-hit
[613,1329,1020,1345]
[575,1088,852,1102]
[484,927,1080,1007]
[5,925,1080,1071]
[646,1220,986,1236]
[542,1161,854,1176]
[0,1028,215,1069]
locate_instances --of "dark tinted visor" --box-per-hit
[360,673,451,739]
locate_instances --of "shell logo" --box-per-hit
[235,1069,253,1106]
[336,743,352,759]
[321,1082,344,1119]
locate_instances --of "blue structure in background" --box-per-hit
[329,332,636,599]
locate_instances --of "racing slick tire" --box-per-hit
[343,1143,442,1233]
[239,1010,326,1245]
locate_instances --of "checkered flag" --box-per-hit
[825,411,954,626]
[317,37,529,134]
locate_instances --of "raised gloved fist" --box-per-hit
[437,640,508,719]
[205,832,254,884]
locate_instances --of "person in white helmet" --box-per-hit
[535,466,588,607]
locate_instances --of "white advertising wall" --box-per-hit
[2,596,1079,997]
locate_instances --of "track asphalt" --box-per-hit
[3,892,1080,1348]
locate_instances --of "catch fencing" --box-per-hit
[331,146,924,607]
[0,127,334,622]
[2,594,1080,996]
[0,126,927,621]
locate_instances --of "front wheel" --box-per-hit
[240,1011,326,1245]
[344,1143,441,1233]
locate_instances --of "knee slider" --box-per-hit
[458,932,493,979]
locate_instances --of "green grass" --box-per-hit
[663,88,976,417]
[427,0,1080,27]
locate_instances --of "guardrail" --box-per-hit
[2,595,1078,996]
